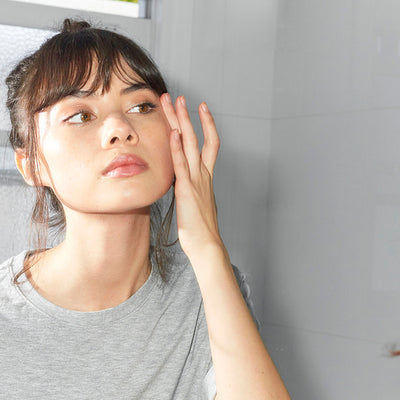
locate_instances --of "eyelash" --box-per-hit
[65,102,157,124]
[128,102,156,114]
[63,109,91,125]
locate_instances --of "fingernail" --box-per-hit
[180,96,186,107]
[201,102,209,113]
[164,93,172,103]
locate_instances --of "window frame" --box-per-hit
[0,0,157,157]
[0,0,153,49]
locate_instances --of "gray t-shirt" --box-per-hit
[0,250,257,399]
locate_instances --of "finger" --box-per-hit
[198,102,220,177]
[175,96,201,173]
[170,129,190,182]
[160,93,181,132]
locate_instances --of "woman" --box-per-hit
[0,19,290,399]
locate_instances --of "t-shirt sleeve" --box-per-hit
[232,264,261,330]
[202,265,260,399]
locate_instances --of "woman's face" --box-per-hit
[34,66,174,214]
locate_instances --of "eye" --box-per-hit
[66,111,94,124]
[128,102,156,114]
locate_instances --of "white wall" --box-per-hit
[0,0,277,333]
[5,1,398,398]
[0,0,283,390]
[0,0,278,325]
[154,0,279,335]
[265,0,400,398]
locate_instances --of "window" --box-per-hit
[0,0,154,166]
[0,23,54,140]
[10,0,149,19]
[0,23,54,180]
[0,0,155,256]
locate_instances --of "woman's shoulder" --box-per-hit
[0,250,28,281]
[162,250,198,289]
[0,250,29,304]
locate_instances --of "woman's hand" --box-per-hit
[160,93,291,400]
[160,93,224,260]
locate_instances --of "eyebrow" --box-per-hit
[69,82,153,98]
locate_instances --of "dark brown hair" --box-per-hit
[6,18,177,283]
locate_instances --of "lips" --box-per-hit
[102,153,148,178]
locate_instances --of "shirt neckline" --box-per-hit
[8,250,160,326]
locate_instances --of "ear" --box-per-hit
[14,149,35,186]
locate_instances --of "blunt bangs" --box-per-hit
[6,19,175,284]
[25,27,167,115]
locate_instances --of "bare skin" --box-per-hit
[18,70,173,311]
[161,93,291,399]
[16,68,290,398]
[24,211,152,312]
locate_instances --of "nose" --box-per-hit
[101,115,138,149]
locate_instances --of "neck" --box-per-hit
[28,207,152,312]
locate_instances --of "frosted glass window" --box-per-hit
[0,25,48,257]
[0,25,51,257]
[0,24,55,145]
[11,0,146,18]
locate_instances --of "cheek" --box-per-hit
[37,136,64,184]
[146,118,173,163]
[147,127,174,183]
[41,137,64,169]
[40,135,88,184]
[158,130,174,172]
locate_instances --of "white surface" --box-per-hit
[162,0,276,319]
[151,0,277,321]
[263,323,400,400]
[3,0,400,397]
[267,0,400,397]
[0,24,55,138]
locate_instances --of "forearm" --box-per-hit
[160,94,289,398]
[189,244,291,400]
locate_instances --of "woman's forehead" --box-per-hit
[80,70,145,94]
[28,49,164,116]
[78,57,145,92]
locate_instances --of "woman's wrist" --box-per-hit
[186,241,236,293]
[187,240,229,268]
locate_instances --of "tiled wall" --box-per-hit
[265,0,400,398]
[156,0,278,335]
[2,1,397,397]
[0,1,277,332]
